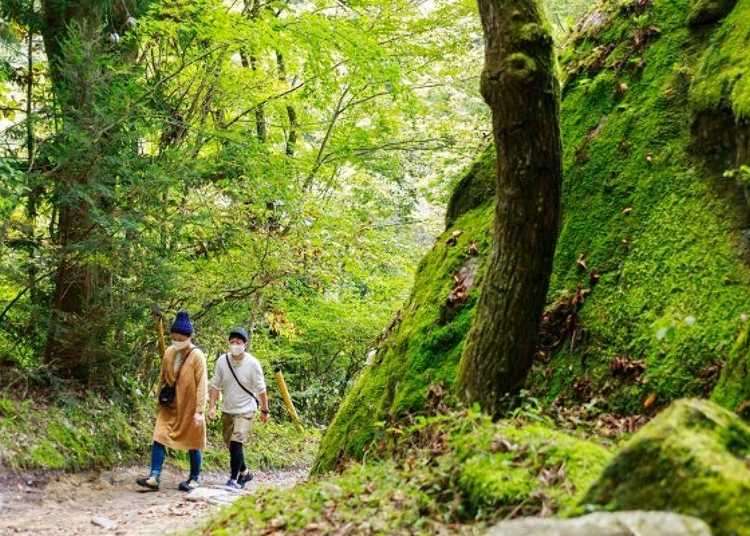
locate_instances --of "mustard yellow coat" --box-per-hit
[152,345,208,450]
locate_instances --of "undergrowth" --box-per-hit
[201,408,610,535]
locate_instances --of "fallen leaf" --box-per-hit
[445,230,463,246]
[576,253,588,271]
[490,436,516,453]
[270,516,287,529]
[643,392,657,409]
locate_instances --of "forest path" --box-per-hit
[0,464,307,535]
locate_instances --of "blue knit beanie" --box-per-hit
[170,311,193,337]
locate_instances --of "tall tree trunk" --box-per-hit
[457,0,562,414]
[41,0,138,381]
[275,50,298,156]
[242,0,266,143]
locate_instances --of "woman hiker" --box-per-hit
[208,326,269,489]
[136,311,208,492]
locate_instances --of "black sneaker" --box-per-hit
[178,479,200,492]
[238,470,253,488]
[136,475,160,491]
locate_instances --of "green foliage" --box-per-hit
[201,410,610,534]
[581,399,750,536]
[0,0,487,426]
[315,201,493,472]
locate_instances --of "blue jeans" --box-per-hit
[150,441,202,480]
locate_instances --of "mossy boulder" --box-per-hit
[581,399,750,535]
[687,0,738,26]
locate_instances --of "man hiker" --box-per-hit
[137,311,208,492]
[208,326,270,489]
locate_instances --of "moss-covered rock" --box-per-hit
[527,0,750,414]
[580,399,750,535]
[451,415,611,517]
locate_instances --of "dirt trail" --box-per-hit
[0,465,307,535]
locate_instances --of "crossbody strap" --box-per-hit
[225,354,260,406]
[173,347,195,385]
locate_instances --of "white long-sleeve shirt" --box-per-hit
[209,352,267,414]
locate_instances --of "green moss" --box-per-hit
[712,321,750,411]
[29,440,67,470]
[445,146,495,227]
[201,462,437,535]
[691,0,750,117]
[528,0,750,412]
[452,419,611,517]
[203,412,610,534]
[580,399,750,535]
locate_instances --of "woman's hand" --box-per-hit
[193,412,205,426]
[260,410,270,423]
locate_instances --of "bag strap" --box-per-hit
[173,347,195,385]
[225,354,260,406]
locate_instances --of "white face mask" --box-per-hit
[173,339,191,351]
[229,343,245,357]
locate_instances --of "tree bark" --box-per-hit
[41,0,139,381]
[457,0,562,414]
[275,50,298,156]
[242,0,267,143]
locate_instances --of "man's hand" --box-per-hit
[193,412,205,426]
[208,406,217,420]
[260,410,270,423]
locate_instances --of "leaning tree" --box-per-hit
[458,0,563,414]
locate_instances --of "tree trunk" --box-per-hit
[242,0,266,143]
[41,0,138,381]
[457,0,562,414]
[275,50,298,156]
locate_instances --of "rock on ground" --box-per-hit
[487,511,712,536]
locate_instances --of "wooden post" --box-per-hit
[151,304,166,357]
[274,368,303,430]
